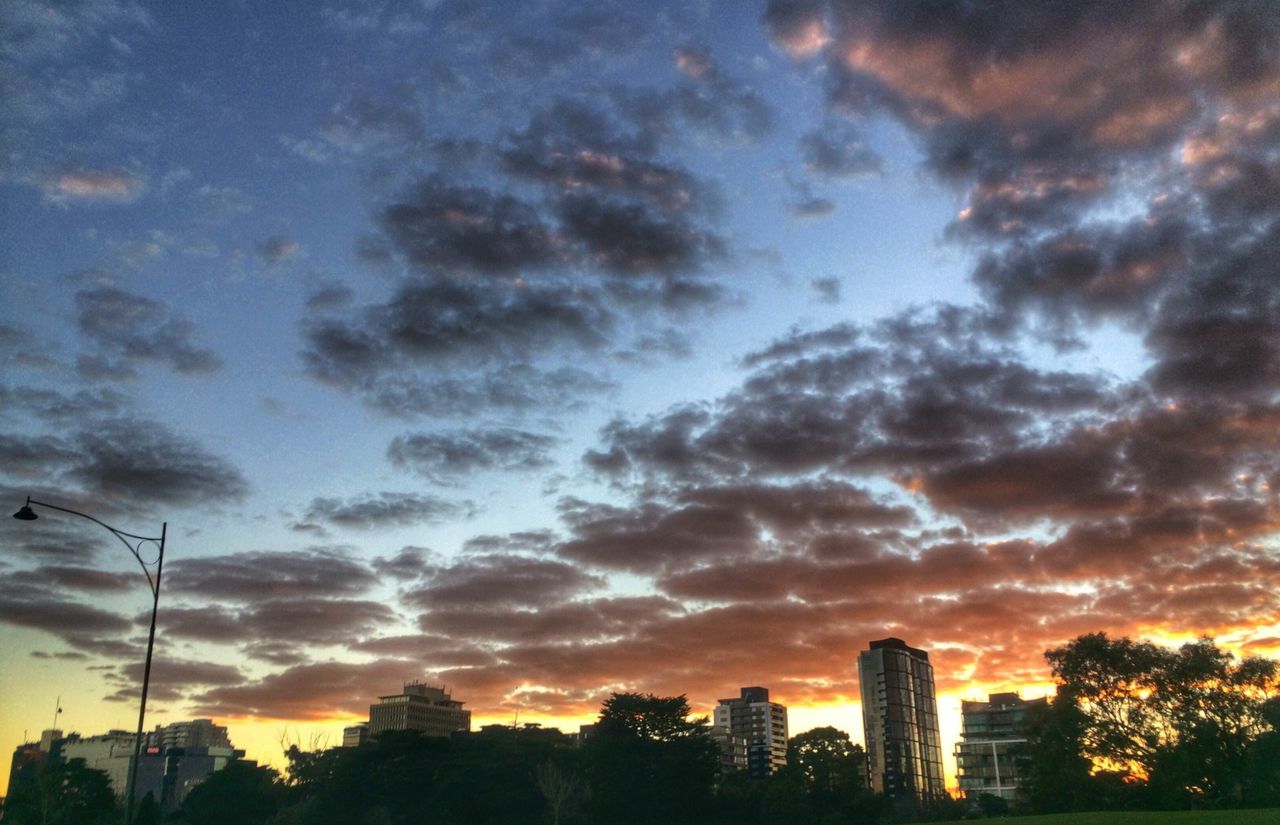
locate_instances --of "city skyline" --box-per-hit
[4,0,1279,794]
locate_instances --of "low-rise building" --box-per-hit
[7,722,246,813]
[954,691,1048,802]
[368,682,471,738]
[342,722,370,748]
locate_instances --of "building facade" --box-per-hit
[713,686,788,776]
[144,718,232,750]
[8,723,245,813]
[955,691,1047,802]
[368,682,471,738]
[857,638,946,803]
[342,722,370,748]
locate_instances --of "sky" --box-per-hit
[2,0,1280,792]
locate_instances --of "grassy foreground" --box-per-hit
[1005,811,1280,825]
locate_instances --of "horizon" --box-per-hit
[3,0,1279,799]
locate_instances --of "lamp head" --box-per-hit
[13,505,37,521]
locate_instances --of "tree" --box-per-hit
[584,692,719,824]
[536,760,582,825]
[1044,632,1279,809]
[173,761,287,825]
[2,758,120,825]
[1017,690,1095,813]
[783,727,880,823]
[788,727,867,795]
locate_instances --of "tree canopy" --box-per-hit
[1041,632,1280,809]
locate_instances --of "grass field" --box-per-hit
[1004,811,1280,825]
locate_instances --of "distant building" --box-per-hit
[145,718,232,750]
[706,724,749,776]
[858,638,946,803]
[7,722,245,813]
[571,723,597,746]
[342,722,370,748]
[713,686,788,776]
[60,729,139,795]
[955,691,1048,802]
[6,731,59,800]
[368,682,471,738]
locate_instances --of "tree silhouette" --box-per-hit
[2,758,119,825]
[1043,632,1279,809]
[584,692,719,824]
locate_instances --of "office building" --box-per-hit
[955,691,1047,802]
[145,718,232,750]
[713,686,788,776]
[8,724,245,813]
[857,638,946,802]
[368,682,471,738]
[342,722,370,748]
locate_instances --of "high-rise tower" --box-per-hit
[713,686,788,776]
[857,638,946,802]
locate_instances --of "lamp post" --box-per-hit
[13,496,166,825]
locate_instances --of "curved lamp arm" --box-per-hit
[14,497,164,598]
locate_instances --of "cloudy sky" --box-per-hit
[3,0,1279,788]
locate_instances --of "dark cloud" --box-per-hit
[255,235,300,265]
[556,496,759,574]
[193,659,424,720]
[158,596,400,659]
[500,98,710,213]
[669,46,775,141]
[555,480,912,575]
[372,546,434,581]
[352,633,499,667]
[65,418,248,508]
[762,0,830,58]
[303,285,354,310]
[9,565,139,593]
[166,548,378,602]
[0,580,134,656]
[115,657,244,698]
[387,428,558,481]
[784,179,837,219]
[317,89,425,157]
[302,492,474,529]
[0,385,128,424]
[75,286,222,379]
[405,553,603,610]
[243,598,399,646]
[299,275,627,417]
[374,178,561,277]
[800,127,881,178]
[461,530,557,555]
[557,192,726,275]
[417,595,684,646]
[303,279,612,378]
[810,276,841,304]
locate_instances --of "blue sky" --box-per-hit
[3,0,1279,788]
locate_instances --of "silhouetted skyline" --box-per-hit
[3,0,1278,790]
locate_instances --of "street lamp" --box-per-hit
[13,496,166,825]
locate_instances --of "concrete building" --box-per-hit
[8,724,245,813]
[858,638,946,803]
[955,691,1048,802]
[713,686,788,777]
[342,722,370,748]
[60,729,139,796]
[368,682,471,738]
[706,724,750,776]
[145,718,232,750]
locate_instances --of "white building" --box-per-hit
[713,686,788,776]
